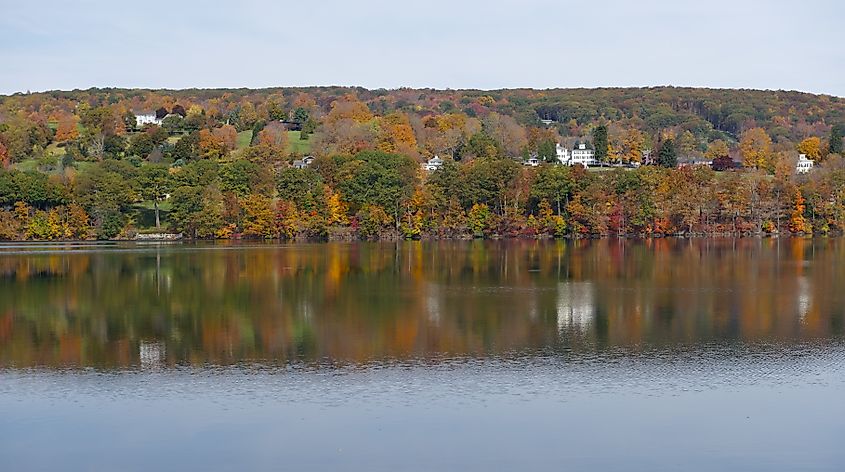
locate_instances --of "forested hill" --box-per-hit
[1,85,844,241]
[2,86,843,144]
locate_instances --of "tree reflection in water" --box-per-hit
[0,238,843,368]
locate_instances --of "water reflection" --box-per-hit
[1,238,843,368]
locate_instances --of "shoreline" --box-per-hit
[0,231,831,244]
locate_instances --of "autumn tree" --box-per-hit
[80,106,121,160]
[788,188,811,233]
[705,140,730,160]
[243,122,288,165]
[622,129,645,164]
[0,142,8,169]
[527,127,558,161]
[376,113,418,157]
[55,114,80,142]
[797,136,822,160]
[740,127,773,169]
[677,130,698,156]
[483,113,527,157]
[240,194,276,238]
[214,124,238,152]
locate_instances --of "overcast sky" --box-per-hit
[1,0,843,96]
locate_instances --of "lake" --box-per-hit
[1,239,844,471]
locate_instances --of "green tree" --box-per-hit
[657,138,677,168]
[276,168,325,212]
[220,159,273,197]
[592,125,608,162]
[169,185,224,238]
[531,165,574,215]
[830,125,843,155]
[335,151,418,227]
[136,165,171,229]
[537,140,557,162]
[74,163,136,238]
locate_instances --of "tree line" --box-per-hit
[1,150,845,240]
[0,87,843,240]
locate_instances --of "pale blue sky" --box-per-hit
[1,0,843,95]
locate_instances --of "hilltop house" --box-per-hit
[135,112,161,127]
[556,142,597,167]
[677,156,713,168]
[796,154,814,174]
[292,155,315,169]
[523,156,540,167]
[422,155,444,171]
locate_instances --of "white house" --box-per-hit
[796,154,814,174]
[556,143,570,163]
[135,113,161,127]
[422,155,444,172]
[292,155,315,169]
[556,142,596,167]
[677,156,713,168]
[523,156,540,167]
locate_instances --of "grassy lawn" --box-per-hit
[74,161,96,173]
[11,159,39,172]
[45,143,65,157]
[236,130,253,149]
[288,130,312,155]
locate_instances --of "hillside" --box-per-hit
[2,86,842,144]
[0,85,844,241]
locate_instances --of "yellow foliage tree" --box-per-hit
[622,129,644,163]
[789,188,811,233]
[325,189,349,226]
[275,200,301,239]
[0,142,8,169]
[377,113,418,155]
[797,136,822,160]
[739,127,772,169]
[705,140,730,160]
[240,194,276,238]
[65,203,90,239]
[325,95,373,125]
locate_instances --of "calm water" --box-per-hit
[1,239,844,471]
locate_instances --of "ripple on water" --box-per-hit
[1,339,843,409]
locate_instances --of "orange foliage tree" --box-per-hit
[55,114,80,142]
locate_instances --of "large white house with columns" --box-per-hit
[556,142,597,167]
[796,154,814,174]
[135,113,162,127]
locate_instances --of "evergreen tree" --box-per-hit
[830,125,844,155]
[657,138,677,168]
[592,125,608,162]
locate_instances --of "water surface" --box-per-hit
[1,239,843,470]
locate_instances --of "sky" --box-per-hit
[1,0,843,96]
